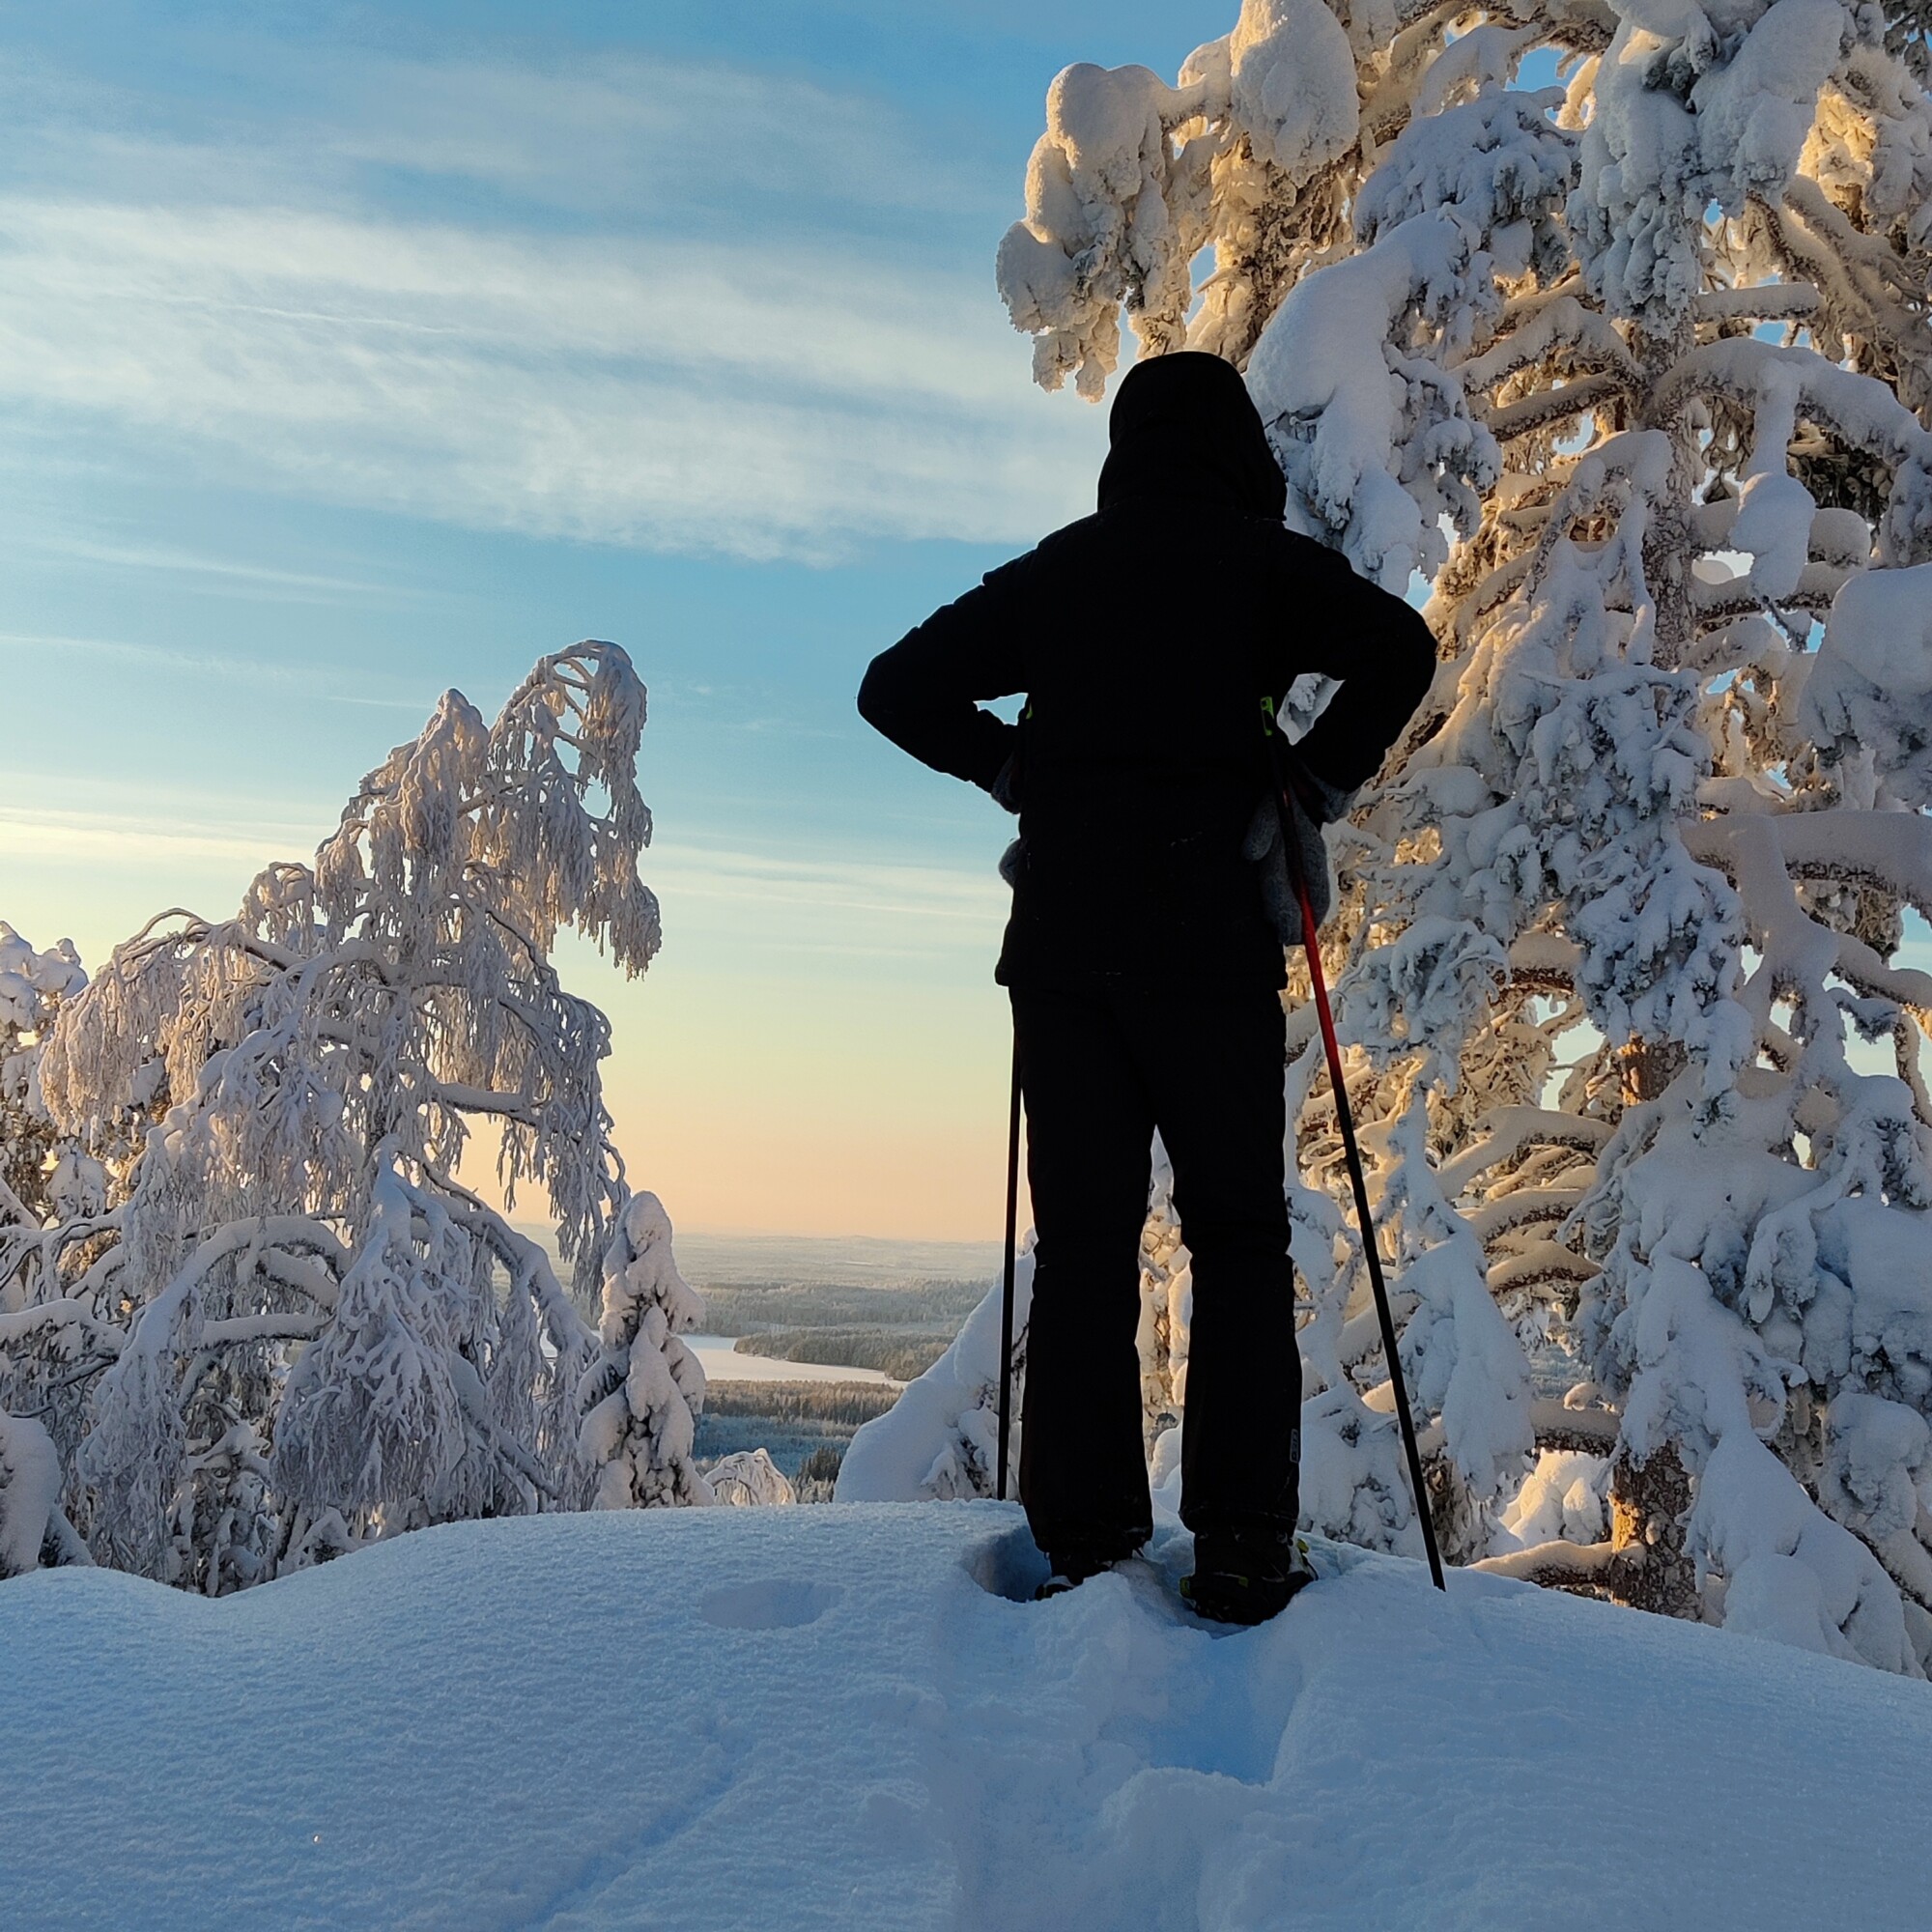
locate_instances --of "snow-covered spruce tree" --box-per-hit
[1137,1146,1189,1454]
[0,925,108,1573]
[705,1447,797,1506]
[0,923,99,1263]
[576,1189,713,1508]
[995,1,1932,1669]
[4,643,699,1588]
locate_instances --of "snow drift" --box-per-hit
[2,1503,1925,1930]
[836,1247,1031,1503]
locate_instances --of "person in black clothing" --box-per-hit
[858,352,1434,1623]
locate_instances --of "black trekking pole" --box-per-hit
[1264,704,1447,1592]
[996,1032,1022,1502]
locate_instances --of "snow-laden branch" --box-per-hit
[1681,815,1932,1021]
[1472,1535,1620,1584]
[1693,283,1821,324]
[0,1300,123,1355]
[1435,1106,1612,1196]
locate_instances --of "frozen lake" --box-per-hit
[684,1334,901,1387]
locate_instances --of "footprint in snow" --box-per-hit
[698,1580,841,1631]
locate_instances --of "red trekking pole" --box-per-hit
[1264,703,1447,1591]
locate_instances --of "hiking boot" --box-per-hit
[1179,1532,1315,1625]
[1034,1545,1131,1602]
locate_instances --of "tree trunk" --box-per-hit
[1617,1036,1687,1105]
[1606,1442,1701,1620]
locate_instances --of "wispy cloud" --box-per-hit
[0,627,434,708]
[0,42,1001,226]
[321,691,445,712]
[0,628,285,682]
[0,44,1099,560]
[0,800,322,868]
[18,532,409,600]
[0,802,1006,966]
[0,195,1094,559]
[648,837,1009,927]
[323,50,1001,223]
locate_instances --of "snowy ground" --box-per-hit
[3,1506,1926,1931]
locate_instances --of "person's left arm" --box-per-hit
[1280,540,1437,797]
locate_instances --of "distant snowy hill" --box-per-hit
[674,1231,1001,1289]
[521,1225,1003,1293]
[3,1505,1926,1930]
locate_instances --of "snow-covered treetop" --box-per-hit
[40,641,659,1291]
[999,0,1932,586]
[0,924,90,1235]
[0,924,86,1037]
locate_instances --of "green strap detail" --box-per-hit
[1260,694,1278,737]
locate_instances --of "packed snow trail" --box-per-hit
[2,1505,1925,1931]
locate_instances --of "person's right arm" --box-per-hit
[856,554,1037,798]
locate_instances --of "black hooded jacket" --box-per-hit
[857,353,1436,988]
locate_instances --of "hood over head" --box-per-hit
[1096,351,1287,522]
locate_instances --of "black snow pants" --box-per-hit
[1012,980,1300,1559]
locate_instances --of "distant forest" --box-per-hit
[732,1329,952,1380]
[686,1279,988,1490]
[700,1383,900,1429]
[694,1380,903,1490]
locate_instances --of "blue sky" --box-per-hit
[2,1,1240,1237]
